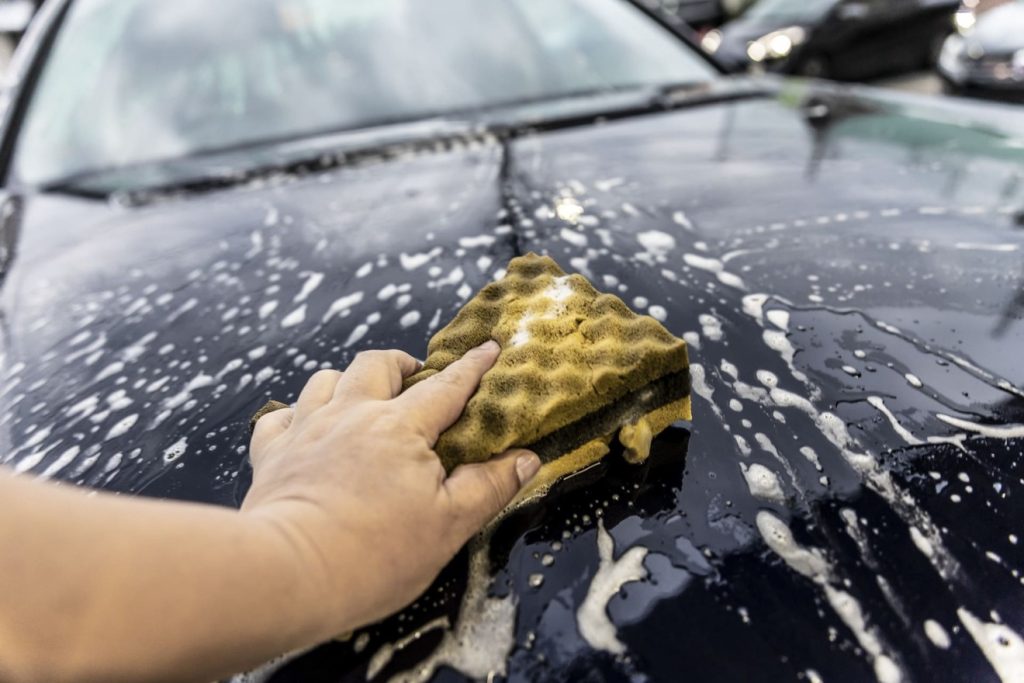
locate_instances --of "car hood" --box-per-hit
[2,79,1024,682]
[969,2,1024,56]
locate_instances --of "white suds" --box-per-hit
[400,247,443,271]
[104,414,139,441]
[40,446,80,479]
[458,235,495,248]
[294,272,324,302]
[924,620,951,649]
[682,253,746,289]
[324,292,364,322]
[577,521,649,655]
[957,609,1024,682]
[163,437,187,464]
[258,301,278,319]
[867,397,923,446]
[757,512,902,683]
[766,310,790,331]
[399,311,421,329]
[280,305,307,329]
[689,364,713,402]
[799,446,823,471]
[388,535,516,683]
[344,324,370,348]
[560,228,588,247]
[742,293,768,324]
[953,242,1019,252]
[936,415,1024,439]
[699,314,723,341]
[909,526,935,559]
[367,617,449,680]
[636,231,676,263]
[740,463,786,503]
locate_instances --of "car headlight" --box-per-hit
[954,9,975,33]
[746,26,806,63]
[702,29,723,54]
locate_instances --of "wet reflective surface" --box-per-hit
[2,78,1024,682]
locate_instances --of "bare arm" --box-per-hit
[0,342,540,682]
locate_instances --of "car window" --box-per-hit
[12,0,715,187]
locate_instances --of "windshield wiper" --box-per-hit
[38,77,771,202]
[497,77,772,136]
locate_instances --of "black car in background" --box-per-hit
[938,0,1024,101]
[704,0,959,79]
[637,0,757,30]
[637,0,726,29]
[1,1,1023,682]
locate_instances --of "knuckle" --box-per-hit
[256,407,291,430]
[354,349,391,366]
[370,406,408,434]
[310,369,341,384]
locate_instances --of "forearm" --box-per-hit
[0,472,335,683]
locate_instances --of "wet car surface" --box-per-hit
[2,4,1024,683]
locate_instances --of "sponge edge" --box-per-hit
[404,252,690,473]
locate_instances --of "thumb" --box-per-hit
[444,449,541,540]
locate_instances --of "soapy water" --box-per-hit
[2,154,1023,683]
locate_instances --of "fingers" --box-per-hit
[443,449,541,540]
[334,350,421,402]
[294,370,343,423]
[250,407,294,469]
[398,341,500,443]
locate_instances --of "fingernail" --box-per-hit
[476,340,500,353]
[515,453,541,486]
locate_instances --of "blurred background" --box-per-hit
[638,0,1024,100]
[2,0,1022,102]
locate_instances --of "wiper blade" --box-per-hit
[497,77,773,135]
[35,119,486,201]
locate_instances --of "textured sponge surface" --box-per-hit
[404,253,690,472]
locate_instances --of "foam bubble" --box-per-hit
[576,520,649,655]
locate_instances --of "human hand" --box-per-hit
[241,341,541,637]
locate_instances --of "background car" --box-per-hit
[636,0,758,31]
[0,1,1023,682]
[704,0,960,79]
[636,0,727,30]
[937,0,1024,101]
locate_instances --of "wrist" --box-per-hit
[241,505,357,642]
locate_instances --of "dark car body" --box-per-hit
[937,0,1024,102]
[2,2,1024,683]
[709,0,959,80]
[637,0,727,29]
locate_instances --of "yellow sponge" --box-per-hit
[404,253,690,475]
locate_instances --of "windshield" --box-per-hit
[743,0,838,23]
[13,0,715,187]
